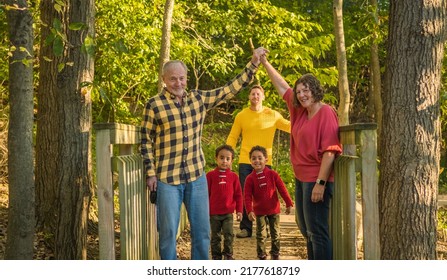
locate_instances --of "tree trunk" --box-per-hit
[380,0,447,259]
[370,0,382,157]
[4,0,35,260]
[157,0,175,92]
[36,0,94,259]
[333,0,350,125]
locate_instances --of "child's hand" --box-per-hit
[248,212,256,221]
[285,206,291,215]
[236,212,242,221]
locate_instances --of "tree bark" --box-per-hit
[380,0,447,259]
[36,0,94,259]
[4,0,35,260]
[157,0,175,92]
[333,0,350,125]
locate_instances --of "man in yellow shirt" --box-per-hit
[226,85,290,238]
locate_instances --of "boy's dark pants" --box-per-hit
[256,214,280,257]
[210,214,234,258]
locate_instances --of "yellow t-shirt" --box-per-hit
[226,107,290,165]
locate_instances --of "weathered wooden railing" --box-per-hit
[94,123,187,260]
[332,123,380,260]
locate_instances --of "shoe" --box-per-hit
[212,255,222,260]
[258,254,267,260]
[271,253,280,260]
[224,254,234,260]
[236,229,251,238]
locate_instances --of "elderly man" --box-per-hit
[141,47,267,260]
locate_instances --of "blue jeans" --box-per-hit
[156,173,210,260]
[295,179,333,260]
[238,163,272,235]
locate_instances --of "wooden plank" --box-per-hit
[334,156,346,259]
[116,156,129,259]
[359,129,380,260]
[344,156,357,260]
[333,155,357,259]
[94,123,141,145]
[96,128,116,260]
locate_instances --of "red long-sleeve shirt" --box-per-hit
[207,167,243,215]
[283,88,342,182]
[244,168,293,215]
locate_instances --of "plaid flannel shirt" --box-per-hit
[141,62,258,185]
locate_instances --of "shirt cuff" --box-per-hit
[146,170,156,178]
[247,62,258,71]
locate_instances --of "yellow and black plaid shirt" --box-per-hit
[141,62,258,185]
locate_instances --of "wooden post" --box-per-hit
[358,126,380,259]
[333,155,357,259]
[95,126,115,260]
[338,123,379,260]
[94,123,141,259]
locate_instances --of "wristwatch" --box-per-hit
[316,179,326,186]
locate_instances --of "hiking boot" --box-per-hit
[271,253,280,260]
[224,254,234,260]
[258,254,267,260]
[212,255,222,260]
[236,229,251,238]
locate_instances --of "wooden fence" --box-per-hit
[94,123,187,260]
[332,123,380,260]
[94,122,381,260]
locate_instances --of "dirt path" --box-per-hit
[177,213,308,260]
[230,213,307,260]
[176,210,447,260]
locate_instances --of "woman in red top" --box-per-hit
[261,55,342,260]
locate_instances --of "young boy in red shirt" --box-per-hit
[244,145,294,260]
[206,144,243,260]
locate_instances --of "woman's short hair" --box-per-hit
[292,74,324,107]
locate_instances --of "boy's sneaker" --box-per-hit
[224,254,234,260]
[271,253,280,260]
[212,255,222,260]
[236,229,251,238]
[258,254,267,260]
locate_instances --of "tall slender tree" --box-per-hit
[369,0,383,155]
[380,0,447,259]
[4,0,35,260]
[333,0,350,125]
[35,0,95,259]
[157,0,174,92]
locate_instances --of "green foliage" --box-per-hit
[202,122,233,172]
[272,131,295,196]
[93,0,341,125]
[94,0,162,124]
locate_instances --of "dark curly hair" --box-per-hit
[215,144,235,159]
[292,74,324,107]
[249,145,267,158]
